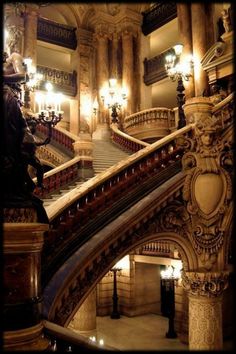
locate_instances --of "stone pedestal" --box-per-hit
[73,133,94,179]
[3,222,49,351]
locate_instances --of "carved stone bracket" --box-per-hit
[182,271,229,297]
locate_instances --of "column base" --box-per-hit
[110,313,120,319]
[3,322,50,351]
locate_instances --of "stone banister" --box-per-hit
[110,123,149,152]
[123,107,176,141]
[46,124,194,221]
[34,156,81,198]
[123,107,175,130]
[37,125,79,156]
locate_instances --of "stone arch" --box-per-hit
[43,229,197,326]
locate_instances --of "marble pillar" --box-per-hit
[23,5,39,68]
[96,32,109,125]
[189,294,223,350]
[177,3,195,99]
[183,271,229,350]
[122,30,134,118]
[70,289,97,332]
[191,3,209,96]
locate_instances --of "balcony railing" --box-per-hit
[37,16,77,50]
[143,48,175,85]
[142,2,177,36]
[37,65,77,97]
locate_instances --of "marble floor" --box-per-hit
[75,314,189,351]
[73,313,234,351]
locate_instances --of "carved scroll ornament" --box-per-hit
[182,271,229,297]
[181,113,233,257]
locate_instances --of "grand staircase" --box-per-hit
[42,138,132,207]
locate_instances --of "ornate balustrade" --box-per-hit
[110,123,149,152]
[42,124,195,284]
[140,241,171,256]
[37,125,75,156]
[37,16,77,50]
[34,157,81,198]
[143,48,174,85]
[142,2,177,35]
[212,92,234,128]
[123,107,176,141]
[37,65,77,97]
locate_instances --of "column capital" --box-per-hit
[182,270,229,297]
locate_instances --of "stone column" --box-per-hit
[23,4,39,68]
[111,32,118,79]
[4,3,25,55]
[177,3,195,99]
[95,31,109,125]
[191,3,210,96]
[70,289,97,333]
[183,271,229,350]
[122,30,134,118]
[3,223,49,351]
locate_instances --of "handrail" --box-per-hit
[34,156,81,198]
[110,123,149,152]
[36,125,79,156]
[46,124,195,221]
[43,320,116,351]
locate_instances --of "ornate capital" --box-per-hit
[182,270,229,297]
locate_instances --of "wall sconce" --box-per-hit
[160,265,181,339]
[28,82,64,145]
[100,78,127,124]
[165,44,194,129]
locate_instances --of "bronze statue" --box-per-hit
[3,51,48,223]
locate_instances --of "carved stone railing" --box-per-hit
[144,48,174,85]
[42,124,195,285]
[123,107,176,141]
[212,92,234,128]
[110,123,149,152]
[36,125,76,157]
[37,65,77,97]
[140,241,172,257]
[142,2,177,36]
[34,157,81,199]
[37,16,77,50]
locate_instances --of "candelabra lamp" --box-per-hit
[110,266,122,319]
[160,265,181,339]
[101,78,127,124]
[165,44,194,129]
[27,82,64,146]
